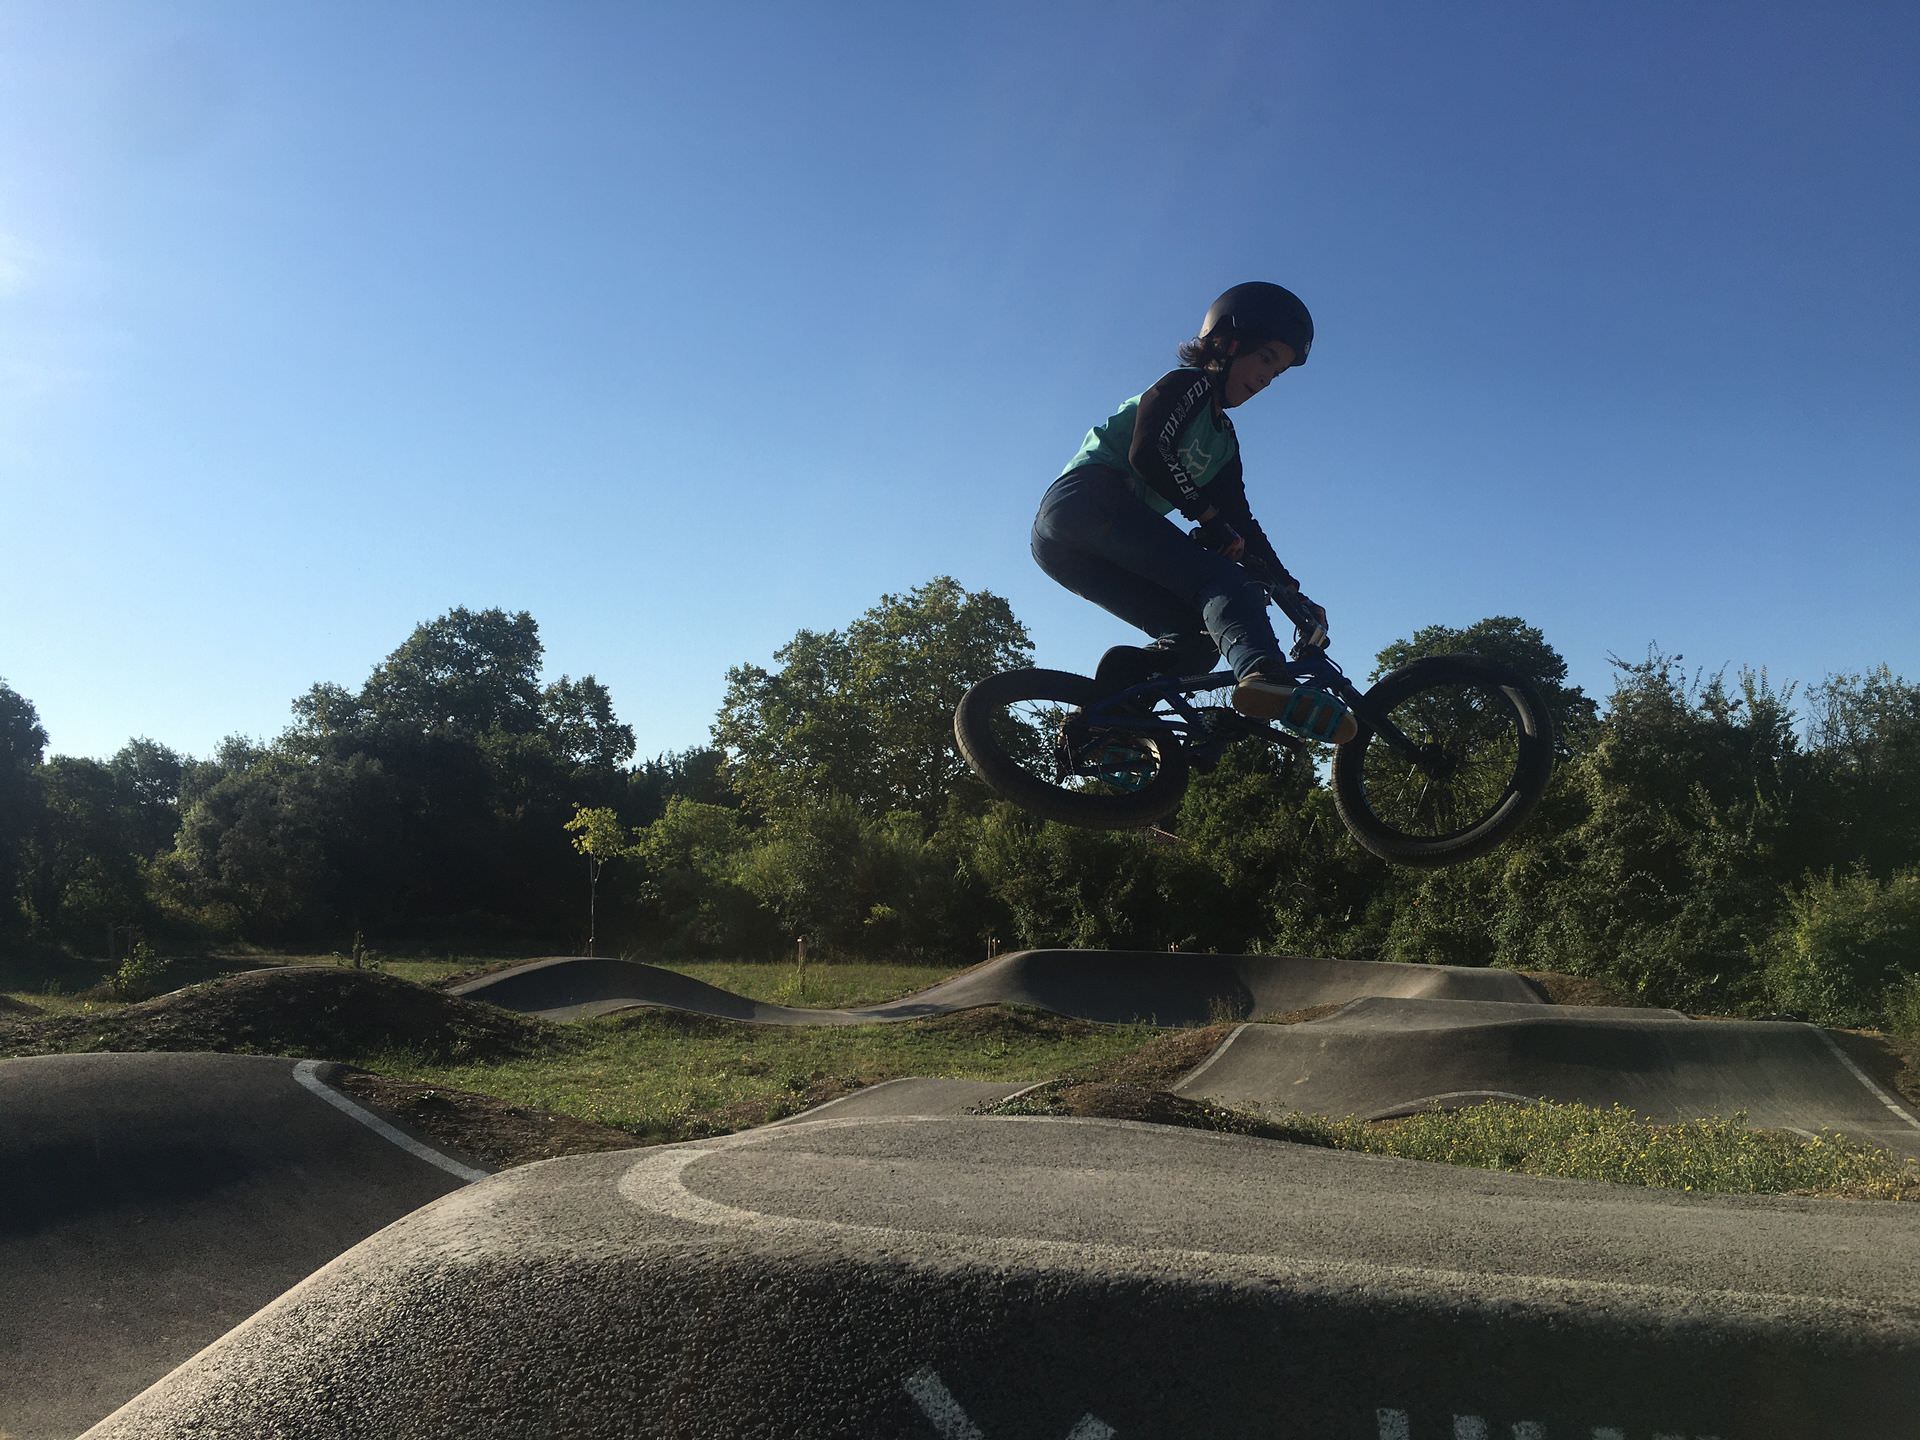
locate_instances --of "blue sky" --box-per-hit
[3,1,1916,765]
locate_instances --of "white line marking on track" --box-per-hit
[292,1060,489,1182]
[903,1365,1115,1439]
[1376,1411,1409,1440]
[1172,1022,1249,1090]
[1063,1416,1115,1440]
[904,1366,986,1439]
[1808,1025,1920,1134]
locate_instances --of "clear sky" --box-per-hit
[3,1,1916,765]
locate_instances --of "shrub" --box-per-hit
[1759,867,1920,1028]
[107,939,170,1000]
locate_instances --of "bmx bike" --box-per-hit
[953,589,1554,867]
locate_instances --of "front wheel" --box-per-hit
[1331,654,1554,866]
[953,668,1190,829]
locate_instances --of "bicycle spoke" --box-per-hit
[1360,680,1523,841]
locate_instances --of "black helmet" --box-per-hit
[1201,282,1313,364]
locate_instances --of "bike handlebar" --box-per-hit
[1187,523,1329,651]
[1270,585,1329,652]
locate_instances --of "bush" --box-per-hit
[1759,868,1920,1028]
[1884,975,1920,1045]
[107,939,170,1000]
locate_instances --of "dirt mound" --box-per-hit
[0,994,41,1015]
[0,966,567,1063]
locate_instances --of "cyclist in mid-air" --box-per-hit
[1030,281,1356,744]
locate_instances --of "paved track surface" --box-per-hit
[1173,996,1920,1159]
[0,1052,481,1440]
[86,1114,1920,1438]
[766,1076,1040,1125]
[451,949,1544,1025]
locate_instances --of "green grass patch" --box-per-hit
[994,1085,1919,1202]
[359,1006,1161,1140]
[647,957,961,1008]
[1348,1100,1919,1200]
[2,990,95,1017]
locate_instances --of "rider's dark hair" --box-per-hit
[1176,331,1234,370]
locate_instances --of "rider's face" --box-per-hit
[1222,341,1297,408]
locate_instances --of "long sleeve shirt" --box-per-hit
[1059,367,1293,585]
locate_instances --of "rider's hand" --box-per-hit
[1192,516,1245,561]
[1273,584,1330,648]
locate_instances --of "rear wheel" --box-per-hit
[1331,654,1553,866]
[953,668,1190,829]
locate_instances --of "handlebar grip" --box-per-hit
[1270,587,1329,651]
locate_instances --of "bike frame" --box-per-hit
[1073,643,1428,765]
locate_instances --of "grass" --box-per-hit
[991,1084,1920,1202]
[1337,1100,1920,1201]
[360,1006,1158,1139]
[646,957,962,1008]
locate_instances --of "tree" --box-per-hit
[166,751,404,939]
[109,738,186,860]
[630,797,776,954]
[1801,667,1920,878]
[1491,653,1803,1007]
[18,757,145,942]
[0,679,48,933]
[563,804,635,956]
[264,607,637,934]
[714,577,1031,820]
[544,675,637,773]
[355,607,547,741]
[734,794,973,957]
[628,747,731,825]
[1372,616,1597,755]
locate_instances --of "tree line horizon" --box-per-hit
[2,578,1916,1037]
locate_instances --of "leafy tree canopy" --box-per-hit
[713,577,1031,820]
[1373,615,1597,748]
[0,678,48,773]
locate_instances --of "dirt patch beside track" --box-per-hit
[329,1068,641,1169]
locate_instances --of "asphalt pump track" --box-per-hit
[0,1051,485,1440]
[10,950,1919,1438]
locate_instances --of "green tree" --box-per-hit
[630,797,776,954]
[18,757,145,942]
[628,746,732,825]
[1758,867,1920,1028]
[966,804,1224,952]
[735,794,972,957]
[1801,667,1920,878]
[1372,616,1597,755]
[563,804,636,956]
[714,577,1031,820]
[1499,654,1802,1007]
[165,751,403,938]
[353,607,547,741]
[264,607,636,935]
[0,678,48,933]
[109,737,186,860]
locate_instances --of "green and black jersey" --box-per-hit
[1060,367,1292,584]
